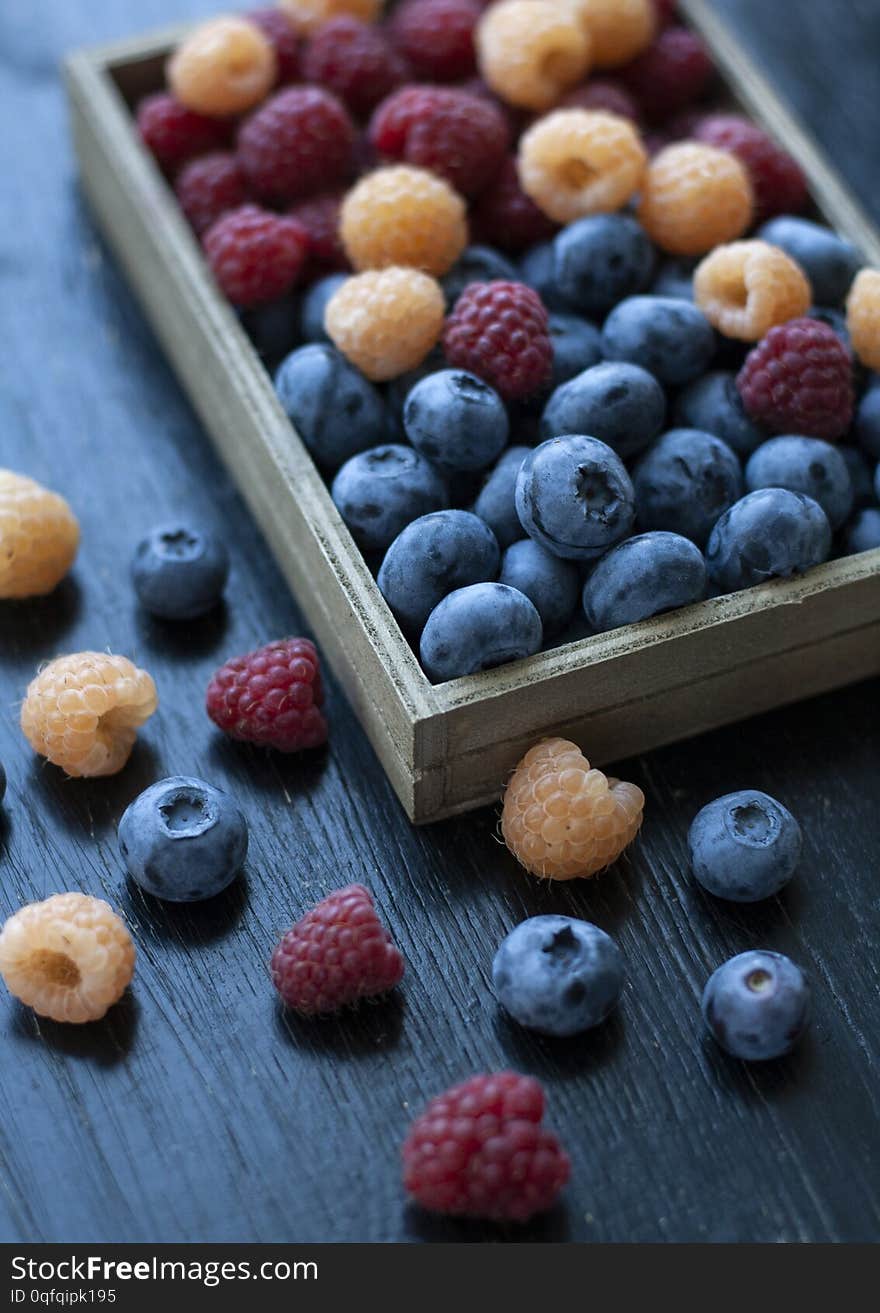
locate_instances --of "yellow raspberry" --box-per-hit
[567,0,655,68]
[476,0,592,112]
[846,269,880,372]
[638,142,754,257]
[0,471,79,600]
[325,267,445,381]
[518,109,647,224]
[502,738,644,881]
[340,166,467,277]
[278,0,382,35]
[0,893,135,1024]
[694,241,812,342]
[21,653,158,779]
[168,17,277,117]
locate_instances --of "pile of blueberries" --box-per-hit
[259,211,880,684]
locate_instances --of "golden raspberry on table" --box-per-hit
[0,893,135,1024]
[20,653,158,778]
[694,241,812,342]
[518,108,647,224]
[279,0,383,35]
[476,0,592,112]
[167,17,277,117]
[0,471,79,600]
[339,165,467,276]
[846,269,880,372]
[325,267,445,380]
[638,141,753,256]
[567,0,656,69]
[501,738,644,880]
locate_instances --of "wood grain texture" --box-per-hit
[0,0,878,1243]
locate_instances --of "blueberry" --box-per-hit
[673,370,764,458]
[442,245,518,308]
[854,377,880,462]
[492,916,624,1038]
[385,347,447,428]
[299,273,347,343]
[706,488,832,593]
[420,582,542,682]
[473,446,530,549]
[378,510,500,635]
[241,294,300,364]
[540,361,666,459]
[499,538,580,637]
[745,435,854,530]
[633,428,743,547]
[404,370,509,471]
[131,524,229,620]
[807,305,852,352]
[331,444,447,556]
[688,790,802,902]
[839,445,877,509]
[652,257,696,301]
[275,344,387,471]
[845,507,880,555]
[702,950,810,1061]
[516,435,635,561]
[757,216,861,306]
[553,214,654,318]
[118,776,248,903]
[601,295,715,386]
[583,531,707,631]
[546,313,604,390]
[519,241,576,312]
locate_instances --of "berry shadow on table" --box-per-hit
[493,1005,626,1083]
[206,734,331,801]
[120,870,249,948]
[699,1026,816,1102]
[273,989,405,1059]
[133,600,230,662]
[6,992,139,1068]
[1,578,83,659]
[404,1200,570,1245]
[26,740,162,840]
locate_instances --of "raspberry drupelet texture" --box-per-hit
[402,1072,570,1221]
[136,92,231,173]
[390,0,480,82]
[638,142,753,256]
[619,25,714,123]
[0,471,79,600]
[560,78,639,121]
[206,637,327,752]
[444,280,553,401]
[21,653,158,778]
[694,114,808,222]
[0,894,135,1025]
[570,0,656,69]
[471,156,559,254]
[339,165,467,276]
[501,738,645,880]
[237,86,355,204]
[174,152,247,236]
[302,17,407,117]
[846,269,880,372]
[289,192,349,274]
[736,318,855,441]
[203,205,309,307]
[518,109,647,225]
[369,86,509,198]
[167,17,277,117]
[476,0,592,112]
[270,884,404,1014]
[694,241,812,342]
[279,0,382,35]
[325,267,445,380]
[246,8,302,84]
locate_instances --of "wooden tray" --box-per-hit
[63,0,880,823]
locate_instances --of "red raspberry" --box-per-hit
[270,885,404,1015]
[652,0,678,26]
[694,113,808,221]
[237,86,355,203]
[289,192,349,274]
[207,636,327,749]
[619,26,714,123]
[175,152,247,236]
[471,157,558,254]
[246,7,301,84]
[369,85,508,197]
[203,205,308,306]
[390,0,480,82]
[560,79,640,122]
[136,92,230,173]
[402,1072,570,1221]
[302,17,408,117]
[737,318,855,442]
[444,281,553,401]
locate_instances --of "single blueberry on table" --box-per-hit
[583,531,707,632]
[442,244,518,308]
[633,428,743,548]
[601,295,715,386]
[651,257,696,301]
[516,435,635,561]
[492,916,624,1038]
[757,216,861,306]
[702,950,810,1061]
[519,241,576,313]
[378,510,500,636]
[839,445,876,509]
[553,214,654,318]
[540,361,666,459]
[403,369,509,472]
[706,488,832,594]
[118,776,248,903]
[299,273,346,343]
[673,370,764,459]
[131,524,229,620]
[499,538,580,637]
[745,435,854,530]
[845,507,880,555]
[473,446,530,549]
[275,344,388,471]
[547,313,604,389]
[419,582,542,682]
[854,378,880,462]
[688,790,802,902]
[331,444,447,556]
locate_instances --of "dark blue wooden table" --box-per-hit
[0,0,878,1243]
